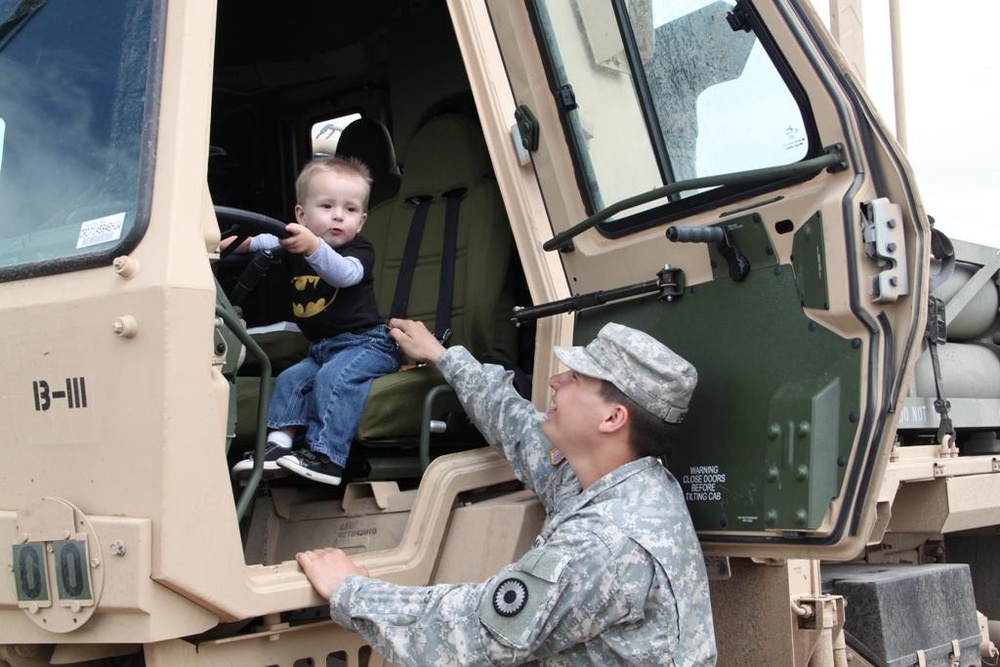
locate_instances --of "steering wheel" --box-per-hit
[215,205,290,259]
[215,205,293,306]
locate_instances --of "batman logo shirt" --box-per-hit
[281,236,382,341]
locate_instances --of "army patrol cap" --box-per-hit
[554,323,697,423]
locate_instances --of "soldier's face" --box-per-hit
[541,370,614,447]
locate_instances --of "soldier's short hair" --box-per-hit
[597,380,680,458]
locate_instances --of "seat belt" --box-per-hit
[389,190,465,345]
[389,196,432,319]
[434,188,466,344]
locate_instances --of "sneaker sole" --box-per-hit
[231,460,283,475]
[276,457,342,486]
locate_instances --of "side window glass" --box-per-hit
[532,0,811,220]
[0,0,159,279]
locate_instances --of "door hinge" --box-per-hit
[861,198,909,303]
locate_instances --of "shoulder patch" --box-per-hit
[492,578,529,617]
[479,549,572,649]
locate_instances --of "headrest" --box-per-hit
[398,114,491,200]
[336,118,401,207]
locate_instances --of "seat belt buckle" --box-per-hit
[436,328,451,346]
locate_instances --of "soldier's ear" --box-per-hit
[598,403,629,434]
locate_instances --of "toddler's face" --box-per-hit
[296,170,368,248]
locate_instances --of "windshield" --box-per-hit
[532,0,813,222]
[0,0,160,280]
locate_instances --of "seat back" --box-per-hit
[356,113,519,440]
[335,117,402,208]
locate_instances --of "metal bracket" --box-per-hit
[861,198,909,303]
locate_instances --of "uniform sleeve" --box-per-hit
[330,577,489,666]
[330,533,650,666]
[436,346,561,503]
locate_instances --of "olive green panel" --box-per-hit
[764,377,842,528]
[791,212,830,309]
[576,259,860,534]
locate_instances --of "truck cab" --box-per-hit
[1,1,996,665]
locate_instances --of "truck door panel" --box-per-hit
[489,0,928,558]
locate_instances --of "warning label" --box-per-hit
[681,464,726,502]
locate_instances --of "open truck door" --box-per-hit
[486,0,928,559]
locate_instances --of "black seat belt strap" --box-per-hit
[434,188,466,344]
[389,196,432,319]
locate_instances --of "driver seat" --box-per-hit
[351,112,520,468]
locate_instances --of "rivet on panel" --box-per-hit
[112,256,139,279]
[112,315,139,338]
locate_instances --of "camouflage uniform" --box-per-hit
[330,341,716,665]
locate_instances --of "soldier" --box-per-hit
[297,318,717,665]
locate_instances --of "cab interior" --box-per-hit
[209,0,535,526]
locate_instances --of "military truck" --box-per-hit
[1,0,997,664]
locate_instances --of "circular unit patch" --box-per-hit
[492,577,529,617]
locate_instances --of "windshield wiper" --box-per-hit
[542,144,848,252]
[0,0,47,53]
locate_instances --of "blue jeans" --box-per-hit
[267,324,400,466]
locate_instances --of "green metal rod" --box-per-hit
[542,146,846,252]
[215,305,273,521]
[420,384,456,470]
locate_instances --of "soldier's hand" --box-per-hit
[296,548,369,600]
[388,318,446,365]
